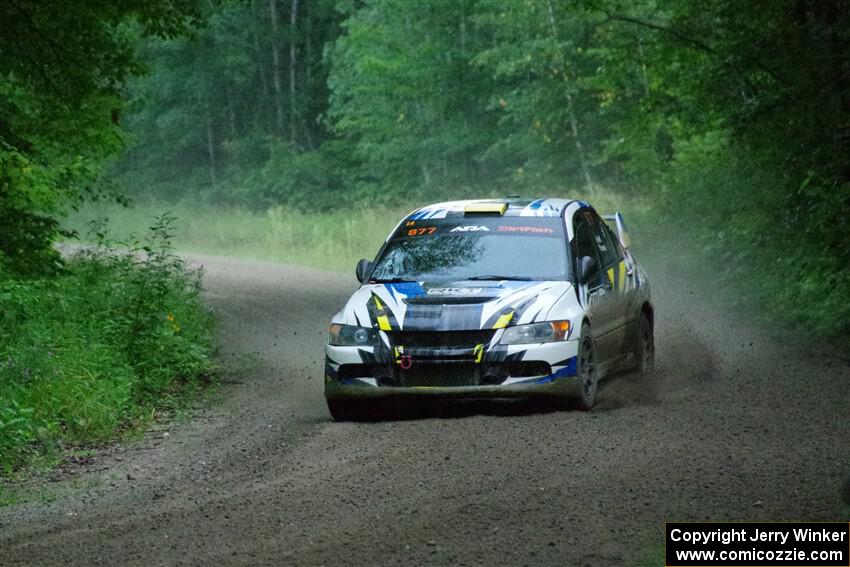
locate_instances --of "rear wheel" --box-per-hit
[575,324,598,411]
[634,312,655,374]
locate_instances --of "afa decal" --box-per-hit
[450,225,490,232]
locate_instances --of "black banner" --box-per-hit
[666,522,850,566]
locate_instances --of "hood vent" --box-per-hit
[404,296,494,305]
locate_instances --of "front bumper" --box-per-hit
[325,375,581,400]
[324,339,580,400]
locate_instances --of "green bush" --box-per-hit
[0,213,214,474]
[647,134,850,341]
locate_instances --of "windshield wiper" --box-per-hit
[467,275,534,281]
[370,277,419,283]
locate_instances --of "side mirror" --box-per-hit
[355,258,372,283]
[578,256,597,284]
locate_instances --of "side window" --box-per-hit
[578,209,619,269]
[572,214,602,286]
[598,222,624,268]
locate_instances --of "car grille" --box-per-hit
[387,329,495,347]
[399,363,477,387]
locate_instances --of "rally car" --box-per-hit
[324,198,653,420]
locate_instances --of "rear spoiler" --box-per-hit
[601,211,631,250]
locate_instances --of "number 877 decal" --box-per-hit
[407,227,437,236]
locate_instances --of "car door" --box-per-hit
[596,219,632,356]
[601,219,645,348]
[572,210,620,363]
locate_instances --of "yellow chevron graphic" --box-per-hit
[493,311,514,329]
[373,295,391,330]
[473,343,485,363]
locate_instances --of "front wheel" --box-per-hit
[634,312,655,374]
[575,323,599,411]
[327,398,372,421]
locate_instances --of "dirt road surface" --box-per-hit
[1,252,848,566]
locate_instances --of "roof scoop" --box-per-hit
[463,202,507,216]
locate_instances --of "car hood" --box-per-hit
[336,280,573,331]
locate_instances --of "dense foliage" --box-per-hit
[0,0,200,275]
[112,0,849,336]
[116,1,847,203]
[0,2,213,474]
[118,0,344,207]
[0,217,214,472]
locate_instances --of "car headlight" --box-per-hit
[499,321,571,344]
[328,324,379,346]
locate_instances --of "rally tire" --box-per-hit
[634,312,655,375]
[575,323,599,411]
[327,399,373,422]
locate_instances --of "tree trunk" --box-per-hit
[818,0,850,181]
[546,0,594,193]
[302,118,314,149]
[564,91,594,191]
[637,39,651,98]
[289,0,299,146]
[459,6,466,55]
[225,87,238,138]
[205,109,217,189]
[251,0,270,104]
[268,0,285,135]
[305,2,312,86]
[301,0,314,149]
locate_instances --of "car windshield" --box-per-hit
[371,217,570,281]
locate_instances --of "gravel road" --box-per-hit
[1,252,848,566]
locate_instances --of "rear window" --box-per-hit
[371,217,570,282]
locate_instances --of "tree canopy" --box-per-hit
[0,0,200,274]
[2,0,849,333]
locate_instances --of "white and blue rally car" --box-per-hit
[324,198,653,420]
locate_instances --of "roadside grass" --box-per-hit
[64,201,406,272]
[64,190,638,272]
[0,214,215,479]
[0,483,57,507]
[0,472,104,507]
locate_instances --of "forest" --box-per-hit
[1,0,849,471]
